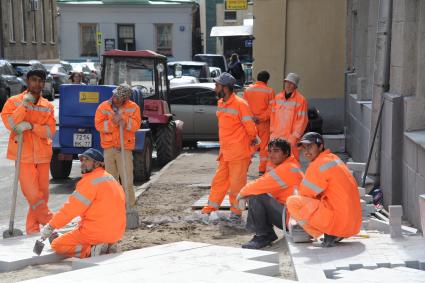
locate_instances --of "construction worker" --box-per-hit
[1,69,55,235]
[286,132,362,247]
[238,138,303,249]
[40,148,126,258]
[243,71,275,175]
[94,84,141,208]
[201,72,258,223]
[270,73,308,160]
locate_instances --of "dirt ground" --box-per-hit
[0,149,296,282]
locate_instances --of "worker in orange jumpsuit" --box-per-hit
[95,84,141,208]
[243,71,275,175]
[286,132,362,247]
[40,148,126,258]
[270,73,308,160]
[237,138,303,249]
[1,69,55,235]
[201,73,258,224]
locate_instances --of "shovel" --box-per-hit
[3,134,24,238]
[119,124,139,229]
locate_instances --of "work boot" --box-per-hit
[107,243,118,254]
[321,234,344,248]
[242,233,276,249]
[90,243,109,257]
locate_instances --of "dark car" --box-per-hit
[45,64,69,94]
[193,54,228,73]
[0,59,26,111]
[167,61,212,83]
[11,60,55,101]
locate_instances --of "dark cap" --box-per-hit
[297,132,324,147]
[213,72,236,87]
[26,69,47,81]
[78,148,104,162]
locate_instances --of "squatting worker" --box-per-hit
[286,132,362,247]
[40,148,126,258]
[270,73,308,161]
[243,71,275,175]
[95,84,141,207]
[201,72,258,223]
[237,139,303,249]
[1,68,56,234]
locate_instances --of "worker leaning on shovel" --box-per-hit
[40,148,126,258]
[94,84,141,208]
[1,69,55,235]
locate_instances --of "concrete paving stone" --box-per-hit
[0,234,66,272]
[192,194,232,210]
[389,205,403,218]
[347,162,367,173]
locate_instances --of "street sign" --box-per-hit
[96,32,102,46]
[226,0,248,10]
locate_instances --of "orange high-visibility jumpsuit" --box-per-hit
[243,81,275,173]
[286,150,362,238]
[270,89,308,160]
[202,93,257,216]
[1,91,56,234]
[95,99,141,207]
[50,167,126,258]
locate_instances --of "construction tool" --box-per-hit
[33,238,45,256]
[119,124,139,229]
[3,134,24,238]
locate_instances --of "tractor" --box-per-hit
[51,50,183,181]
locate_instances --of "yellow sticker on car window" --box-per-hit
[79,92,99,103]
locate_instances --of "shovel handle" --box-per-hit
[8,134,23,232]
[119,125,130,209]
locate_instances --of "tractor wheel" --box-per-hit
[155,121,177,167]
[133,135,153,182]
[50,152,72,179]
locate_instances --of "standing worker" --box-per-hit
[286,132,362,247]
[94,84,141,208]
[1,69,55,235]
[243,71,275,175]
[201,73,258,223]
[270,73,308,160]
[40,148,126,258]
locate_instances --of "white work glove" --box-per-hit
[40,224,54,241]
[236,194,247,211]
[13,121,32,134]
[23,92,37,104]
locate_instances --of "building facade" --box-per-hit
[57,0,200,62]
[0,0,59,61]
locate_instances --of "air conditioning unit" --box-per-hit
[31,0,40,11]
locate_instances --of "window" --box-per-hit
[155,24,172,56]
[198,90,217,106]
[224,11,237,21]
[80,23,98,57]
[8,0,15,42]
[40,0,46,42]
[49,0,55,42]
[169,88,197,105]
[21,0,27,42]
[117,24,135,51]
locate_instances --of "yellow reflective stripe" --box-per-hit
[242,115,253,121]
[72,191,92,206]
[269,170,287,188]
[31,199,45,210]
[208,200,219,209]
[246,87,273,94]
[319,159,343,172]
[302,179,324,194]
[75,244,82,258]
[217,107,238,115]
[91,175,115,185]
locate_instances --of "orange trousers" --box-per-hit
[19,163,53,234]
[257,121,270,173]
[202,158,251,215]
[286,195,323,238]
[51,229,94,259]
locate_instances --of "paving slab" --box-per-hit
[192,194,232,210]
[22,241,290,283]
[0,234,65,272]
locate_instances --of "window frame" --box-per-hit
[49,0,55,43]
[117,24,135,51]
[79,23,99,57]
[21,0,27,42]
[169,88,198,105]
[224,10,237,22]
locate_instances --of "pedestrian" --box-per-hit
[69,71,85,84]
[227,53,245,86]
[243,71,275,175]
[94,84,141,208]
[238,139,303,249]
[270,73,308,160]
[1,69,56,234]
[40,148,126,258]
[201,72,258,224]
[286,132,362,247]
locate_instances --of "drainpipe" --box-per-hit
[0,3,4,58]
[368,0,392,183]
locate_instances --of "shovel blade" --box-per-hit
[33,240,45,256]
[3,228,24,239]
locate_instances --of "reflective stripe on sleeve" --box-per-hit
[45,125,52,139]
[269,170,287,188]
[31,199,45,210]
[208,200,219,209]
[8,116,16,128]
[242,115,253,121]
[319,159,343,172]
[72,191,92,206]
[91,175,115,185]
[290,167,302,173]
[104,121,109,132]
[127,118,132,130]
[301,179,324,194]
[124,108,136,113]
[217,107,238,115]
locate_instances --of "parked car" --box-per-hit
[167,61,212,83]
[45,64,69,94]
[193,54,228,73]
[10,60,55,101]
[0,59,26,110]
[84,61,101,84]
[60,60,73,75]
[70,62,98,84]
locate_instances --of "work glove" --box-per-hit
[13,121,32,135]
[236,194,247,211]
[23,92,37,104]
[40,224,54,241]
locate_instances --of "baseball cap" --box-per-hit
[297,132,324,147]
[79,148,104,162]
[27,68,47,81]
[213,72,236,87]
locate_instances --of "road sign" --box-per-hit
[226,0,248,10]
[96,32,102,46]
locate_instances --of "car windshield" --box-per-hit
[44,64,55,72]
[194,55,226,72]
[13,64,31,73]
[168,64,205,79]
